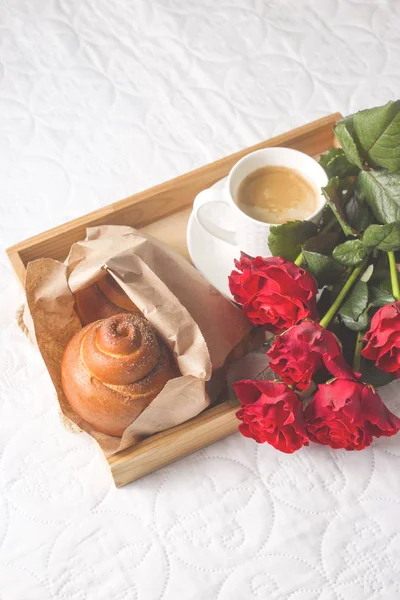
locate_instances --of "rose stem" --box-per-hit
[352,330,363,372]
[388,251,400,301]
[319,259,367,329]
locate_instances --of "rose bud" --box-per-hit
[233,379,309,453]
[228,255,318,333]
[267,321,358,390]
[362,301,400,376]
[305,378,400,450]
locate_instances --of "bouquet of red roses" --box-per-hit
[229,101,400,453]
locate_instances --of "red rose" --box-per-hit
[229,255,318,333]
[233,379,309,453]
[267,321,358,390]
[305,378,400,450]
[362,301,400,376]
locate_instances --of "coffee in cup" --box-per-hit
[192,147,328,257]
[235,166,319,224]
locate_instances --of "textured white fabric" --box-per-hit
[1,1,400,599]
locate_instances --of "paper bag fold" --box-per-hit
[25,225,253,456]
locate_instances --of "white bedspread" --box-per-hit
[1,1,400,598]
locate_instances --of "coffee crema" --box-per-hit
[235,165,319,224]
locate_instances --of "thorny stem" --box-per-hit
[319,259,367,329]
[388,251,400,301]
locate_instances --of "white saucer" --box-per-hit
[187,177,241,299]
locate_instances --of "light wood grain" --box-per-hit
[7,251,27,286]
[7,113,343,486]
[140,207,192,261]
[7,113,341,284]
[108,399,240,487]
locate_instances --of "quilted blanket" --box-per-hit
[1,1,400,598]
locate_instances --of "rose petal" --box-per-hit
[305,378,400,450]
[228,256,318,333]
[234,379,308,453]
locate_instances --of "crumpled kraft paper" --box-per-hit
[24,225,254,455]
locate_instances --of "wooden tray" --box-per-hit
[7,113,342,486]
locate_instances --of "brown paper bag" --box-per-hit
[24,226,253,455]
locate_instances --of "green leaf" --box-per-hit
[357,169,400,225]
[268,220,317,261]
[363,222,400,252]
[370,252,391,286]
[344,192,373,232]
[370,271,391,288]
[334,119,363,168]
[302,250,347,286]
[340,310,370,332]
[360,356,397,388]
[322,177,356,236]
[318,204,335,230]
[340,280,368,320]
[332,239,370,267]
[369,286,395,307]
[339,280,369,331]
[319,148,360,178]
[302,230,342,255]
[353,100,400,172]
[372,277,393,295]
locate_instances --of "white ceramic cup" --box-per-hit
[192,147,328,257]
